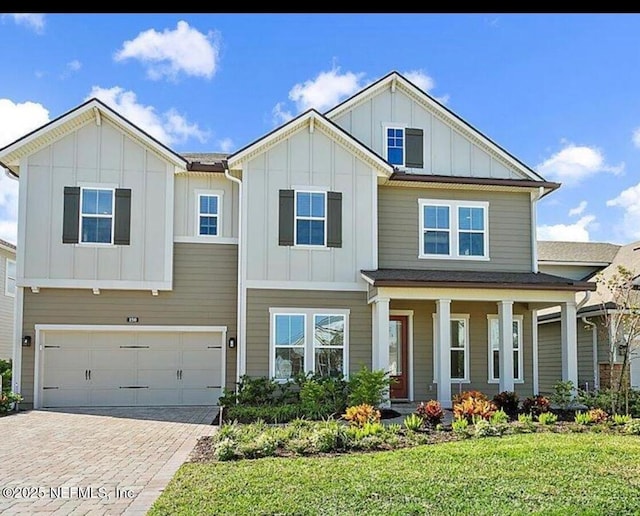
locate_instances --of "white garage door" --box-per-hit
[40,328,224,408]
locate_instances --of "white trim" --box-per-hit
[5,257,16,297]
[11,286,23,396]
[33,324,227,409]
[17,278,172,291]
[390,309,414,402]
[324,72,545,183]
[245,280,367,291]
[268,308,350,381]
[376,286,577,304]
[78,187,115,246]
[174,236,239,245]
[487,314,524,384]
[0,241,16,254]
[418,199,490,260]
[538,260,611,267]
[383,126,406,167]
[294,190,327,247]
[432,313,470,383]
[195,189,224,238]
[532,309,539,394]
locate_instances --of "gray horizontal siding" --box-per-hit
[245,289,371,378]
[0,251,14,359]
[21,243,238,404]
[538,322,562,395]
[379,186,532,272]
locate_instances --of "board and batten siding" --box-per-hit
[245,289,372,378]
[0,250,15,359]
[174,173,239,239]
[244,127,375,286]
[20,119,173,290]
[20,243,237,404]
[378,186,532,272]
[331,87,525,179]
[390,300,534,401]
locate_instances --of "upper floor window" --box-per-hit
[198,194,219,236]
[384,126,424,168]
[81,188,114,244]
[5,258,15,297]
[488,315,523,383]
[295,191,326,246]
[419,199,489,260]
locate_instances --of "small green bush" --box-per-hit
[452,417,470,438]
[613,414,632,426]
[386,423,402,434]
[551,380,575,410]
[0,359,11,392]
[490,409,509,425]
[537,412,558,426]
[474,419,500,438]
[347,367,391,407]
[213,438,237,461]
[624,419,640,435]
[574,411,591,425]
[403,413,423,432]
[0,391,22,414]
[346,421,385,440]
[224,403,303,424]
[518,413,533,424]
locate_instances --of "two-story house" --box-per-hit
[0,237,16,359]
[0,71,594,409]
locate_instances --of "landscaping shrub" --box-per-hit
[574,411,591,425]
[474,419,500,438]
[0,391,22,414]
[403,413,423,432]
[551,380,576,410]
[492,391,519,418]
[613,414,632,426]
[224,403,303,424]
[490,409,509,425]
[624,419,640,435]
[453,397,496,422]
[346,421,385,440]
[451,417,470,438]
[0,359,11,392]
[416,400,443,427]
[587,408,609,424]
[344,404,381,427]
[537,412,558,425]
[346,367,391,407]
[299,374,348,416]
[518,413,533,424]
[522,395,550,416]
[453,390,488,404]
[578,388,640,418]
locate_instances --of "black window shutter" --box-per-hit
[114,188,132,245]
[62,186,80,244]
[405,128,424,168]
[279,189,294,246]
[327,191,342,248]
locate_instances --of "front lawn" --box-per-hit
[149,433,640,515]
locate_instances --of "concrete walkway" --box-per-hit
[0,407,217,515]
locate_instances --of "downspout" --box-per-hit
[531,186,544,273]
[223,162,244,386]
[582,316,599,390]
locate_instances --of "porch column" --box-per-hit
[561,301,578,387]
[372,298,390,407]
[498,301,515,393]
[436,299,452,409]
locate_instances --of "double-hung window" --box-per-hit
[386,127,405,166]
[198,194,220,236]
[80,188,114,244]
[488,315,523,383]
[5,258,16,297]
[419,199,489,260]
[271,309,349,381]
[295,191,326,246]
[433,314,470,383]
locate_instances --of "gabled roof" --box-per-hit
[0,98,188,174]
[227,109,395,177]
[538,240,621,265]
[325,71,547,184]
[0,238,16,254]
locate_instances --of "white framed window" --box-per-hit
[385,126,405,166]
[5,258,16,297]
[295,191,326,246]
[197,193,221,236]
[419,199,489,260]
[487,315,524,383]
[270,308,349,381]
[432,313,470,383]
[80,187,114,244]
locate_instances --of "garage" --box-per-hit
[35,325,226,408]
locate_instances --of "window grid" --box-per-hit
[386,127,405,166]
[80,188,114,244]
[5,258,16,297]
[313,314,346,378]
[294,191,326,246]
[198,194,219,236]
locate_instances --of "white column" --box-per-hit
[373,298,390,407]
[436,299,452,409]
[561,301,578,387]
[498,301,514,393]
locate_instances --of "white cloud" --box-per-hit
[632,128,640,148]
[404,69,449,104]
[288,67,365,113]
[536,143,624,185]
[272,102,293,125]
[2,14,45,33]
[217,138,234,153]
[606,183,640,240]
[114,20,219,81]
[568,200,587,217]
[0,98,49,245]
[60,59,82,79]
[537,215,596,242]
[87,86,208,146]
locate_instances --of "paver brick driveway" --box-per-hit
[0,407,217,515]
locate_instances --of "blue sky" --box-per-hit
[1,13,640,246]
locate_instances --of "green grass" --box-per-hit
[149,433,640,516]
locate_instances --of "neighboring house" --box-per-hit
[0,238,16,359]
[538,240,640,392]
[0,71,594,410]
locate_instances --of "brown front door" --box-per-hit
[389,316,408,399]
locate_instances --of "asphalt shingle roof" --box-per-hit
[537,241,620,264]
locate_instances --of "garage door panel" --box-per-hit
[43,369,89,390]
[92,332,134,348]
[138,369,180,389]
[182,348,222,370]
[137,349,180,369]
[137,332,179,349]
[45,348,90,370]
[90,369,137,389]
[91,348,136,371]
[45,332,90,349]
[181,332,220,349]
[181,368,222,389]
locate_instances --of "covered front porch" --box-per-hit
[363,269,595,408]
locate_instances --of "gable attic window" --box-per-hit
[384,126,424,168]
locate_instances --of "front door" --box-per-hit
[389,316,408,399]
